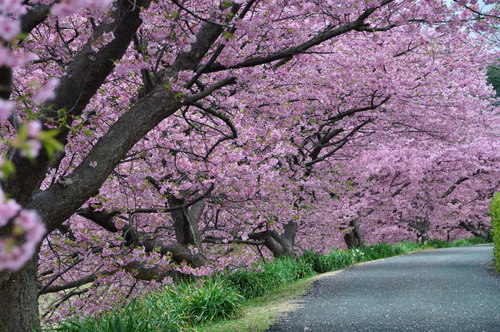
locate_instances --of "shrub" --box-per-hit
[491,192,500,272]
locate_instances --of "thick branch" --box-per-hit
[441,177,469,199]
[203,0,395,72]
[21,4,52,35]
[305,119,374,166]
[5,0,153,204]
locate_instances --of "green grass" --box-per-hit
[197,277,316,332]
[392,241,421,254]
[492,193,500,272]
[56,279,243,332]
[424,239,450,248]
[55,237,489,331]
[56,299,170,332]
[300,250,352,273]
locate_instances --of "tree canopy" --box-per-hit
[0,1,498,330]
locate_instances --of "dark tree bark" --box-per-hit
[405,218,430,244]
[249,221,297,257]
[458,221,491,241]
[78,196,207,268]
[168,194,206,267]
[0,2,396,329]
[343,220,365,249]
[0,257,39,332]
[0,2,153,331]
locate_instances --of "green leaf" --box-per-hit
[1,160,16,179]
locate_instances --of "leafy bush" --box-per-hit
[491,193,500,272]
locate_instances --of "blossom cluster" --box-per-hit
[0,0,54,271]
[0,187,45,271]
[0,0,498,323]
[51,0,114,17]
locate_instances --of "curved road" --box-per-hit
[267,245,499,332]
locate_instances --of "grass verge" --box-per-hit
[54,237,489,332]
[197,277,316,332]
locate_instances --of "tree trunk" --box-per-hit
[405,217,430,244]
[0,257,40,332]
[343,220,365,249]
[249,221,297,257]
[168,195,206,267]
[459,222,491,242]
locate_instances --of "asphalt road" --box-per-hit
[267,245,499,332]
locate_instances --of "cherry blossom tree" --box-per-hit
[0,0,498,330]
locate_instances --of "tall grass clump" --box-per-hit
[57,298,187,332]
[57,278,243,331]
[177,279,244,325]
[392,241,421,254]
[451,238,475,247]
[327,250,353,270]
[466,236,487,245]
[222,257,313,300]
[363,243,399,260]
[58,237,489,331]
[262,257,314,286]
[223,269,269,299]
[425,238,450,248]
[300,250,336,273]
[490,192,500,272]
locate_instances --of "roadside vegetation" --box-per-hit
[491,193,500,272]
[52,237,489,332]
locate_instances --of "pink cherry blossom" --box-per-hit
[0,0,498,328]
[0,99,13,120]
[0,15,20,41]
